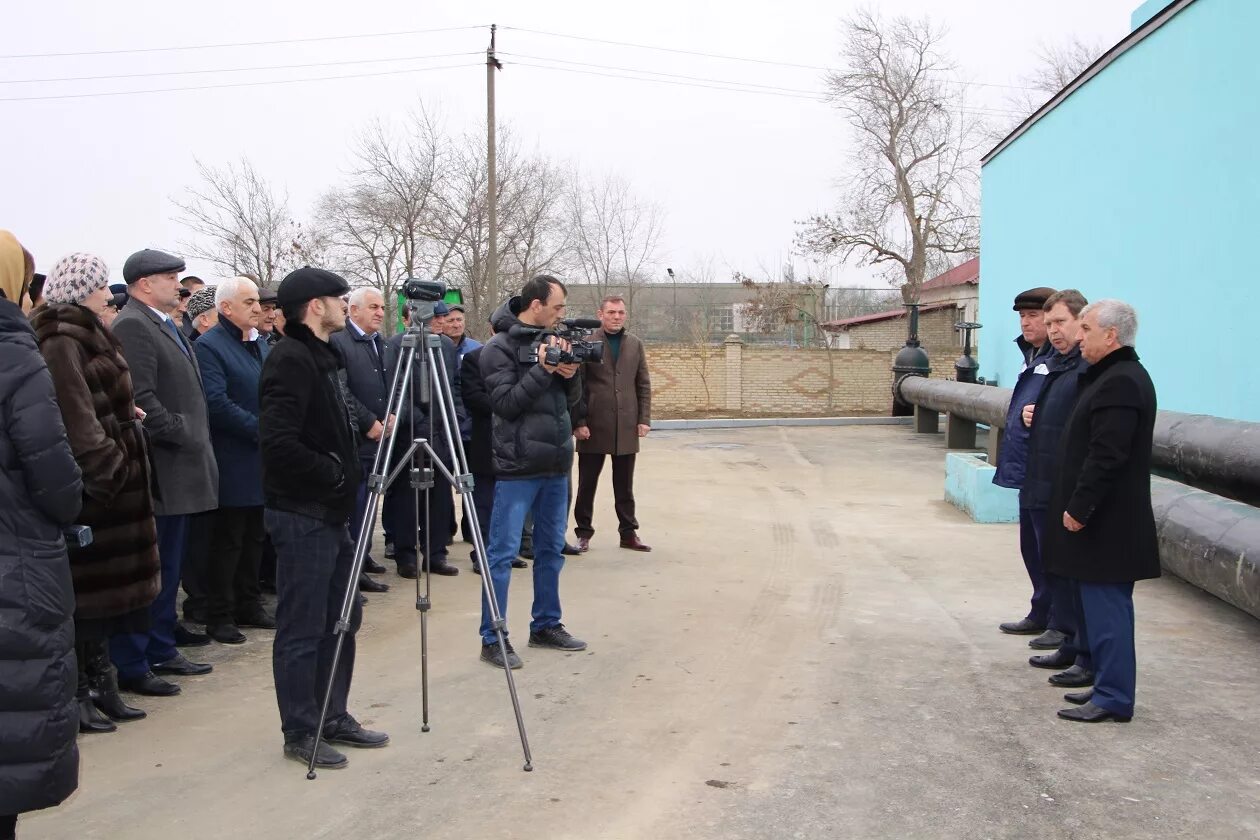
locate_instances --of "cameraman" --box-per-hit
[477,275,587,668]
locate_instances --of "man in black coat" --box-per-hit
[260,267,389,770]
[1019,291,1094,686]
[1043,299,1159,724]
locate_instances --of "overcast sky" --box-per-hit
[2,0,1140,289]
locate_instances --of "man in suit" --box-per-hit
[194,276,275,645]
[1043,299,1159,723]
[110,249,216,696]
[572,295,653,552]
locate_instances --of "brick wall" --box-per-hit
[842,305,965,365]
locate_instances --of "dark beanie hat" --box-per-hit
[123,249,186,284]
[277,267,351,309]
[1013,287,1056,311]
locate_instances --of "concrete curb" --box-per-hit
[653,416,913,430]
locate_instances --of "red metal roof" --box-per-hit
[920,257,979,291]
[821,302,955,330]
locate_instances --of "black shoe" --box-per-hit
[79,698,117,733]
[1029,629,1067,650]
[1057,701,1130,723]
[1029,650,1075,670]
[284,735,348,769]
[174,623,211,647]
[88,658,147,721]
[364,556,387,575]
[511,558,528,569]
[119,671,181,697]
[207,623,248,645]
[397,564,418,579]
[358,593,368,606]
[999,618,1046,635]
[528,624,587,651]
[324,717,390,749]
[519,546,535,560]
[1048,665,1095,687]
[1064,689,1094,706]
[151,653,213,677]
[93,689,147,722]
[384,542,397,560]
[427,562,459,577]
[480,639,523,669]
[561,542,581,556]
[359,573,390,593]
[472,563,482,575]
[236,609,276,630]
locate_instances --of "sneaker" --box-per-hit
[284,735,348,769]
[480,639,523,669]
[528,624,587,651]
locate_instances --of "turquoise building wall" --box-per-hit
[979,0,1260,420]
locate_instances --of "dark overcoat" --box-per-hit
[461,346,494,476]
[1043,346,1160,583]
[194,320,270,508]
[330,323,400,459]
[0,298,82,816]
[111,300,218,516]
[575,328,651,457]
[30,302,160,620]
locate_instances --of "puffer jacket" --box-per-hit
[0,297,82,816]
[1019,345,1089,511]
[479,298,581,480]
[993,337,1055,489]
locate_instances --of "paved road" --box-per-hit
[23,426,1260,839]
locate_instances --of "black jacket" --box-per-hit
[259,321,362,525]
[0,298,82,816]
[480,298,582,479]
[993,337,1055,489]
[385,331,465,465]
[330,322,401,460]
[462,345,494,476]
[1019,345,1088,511]
[1043,346,1160,583]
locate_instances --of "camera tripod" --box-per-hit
[305,294,532,779]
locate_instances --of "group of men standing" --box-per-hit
[994,287,1160,724]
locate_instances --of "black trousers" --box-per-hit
[205,505,265,626]
[181,509,216,623]
[574,453,638,539]
[385,452,454,569]
[471,472,496,566]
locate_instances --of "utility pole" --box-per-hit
[486,24,502,313]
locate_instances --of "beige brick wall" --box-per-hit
[842,305,965,367]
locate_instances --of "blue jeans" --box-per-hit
[480,475,568,646]
[1077,580,1137,717]
[111,513,185,679]
[266,508,361,741]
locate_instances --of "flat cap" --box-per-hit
[447,303,465,313]
[187,287,218,320]
[277,266,350,309]
[1013,287,1056,311]
[107,282,129,310]
[433,301,451,316]
[123,248,186,284]
[258,286,278,304]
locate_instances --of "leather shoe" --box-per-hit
[119,671,181,696]
[511,558,528,569]
[284,735,348,769]
[174,623,211,647]
[1064,689,1094,706]
[384,542,397,560]
[1029,650,1075,670]
[236,609,276,630]
[575,537,591,553]
[397,563,418,579]
[562,542,582,556]
[619,534,652,552]
[427,561,460,577]
[324,717,390,749]
[999,618,1046,635]
[152,653,213,677]
[364,556,387,574]
[207,623,247,645]
[359,573,390,593]
[79,698,117,733]
[1048,664,1095,687]
[1028,629,1067,650]
[1057,701,1130,723]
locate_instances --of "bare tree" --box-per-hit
[684,311,716,409]
[567,172,664,315]
[172,157,304,287]
[796,8,981,304]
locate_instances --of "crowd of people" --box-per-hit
[0,230,654,834]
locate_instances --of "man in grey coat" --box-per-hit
[109,249,217,696]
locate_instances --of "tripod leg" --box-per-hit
[408,355,432,734]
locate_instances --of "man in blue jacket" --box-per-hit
[994,286,1058,638]
[194,276,275,645]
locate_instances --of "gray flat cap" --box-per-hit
[123,249,186,284]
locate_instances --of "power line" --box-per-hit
[0,52,483,85]
[0,62,479,103]
[498,52,824,96]
[507,60,825,101]
[0,24,488,60]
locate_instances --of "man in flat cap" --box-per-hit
[258,286,282,345]
[994,285,1064,645]
[109,249,217,695]
[260,267,388,770]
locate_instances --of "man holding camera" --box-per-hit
[477,275,587,668]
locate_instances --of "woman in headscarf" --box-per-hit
[29,253,160,734]
[0,230,83,840]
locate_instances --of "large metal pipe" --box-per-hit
[897,376,1260,505]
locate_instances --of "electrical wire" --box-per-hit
[506,60,825,101]
[497,52,824,96]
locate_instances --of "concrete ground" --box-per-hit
[23,426,1260,840]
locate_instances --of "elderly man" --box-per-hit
[995,286,1060,640]
[185,287,218,341]
[1043,300,1158,723]
[193,277,274,645]
[109,249,216,695]
[259,286,282,345]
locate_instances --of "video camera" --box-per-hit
[510,318,605,366]
[401,277,447,326]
